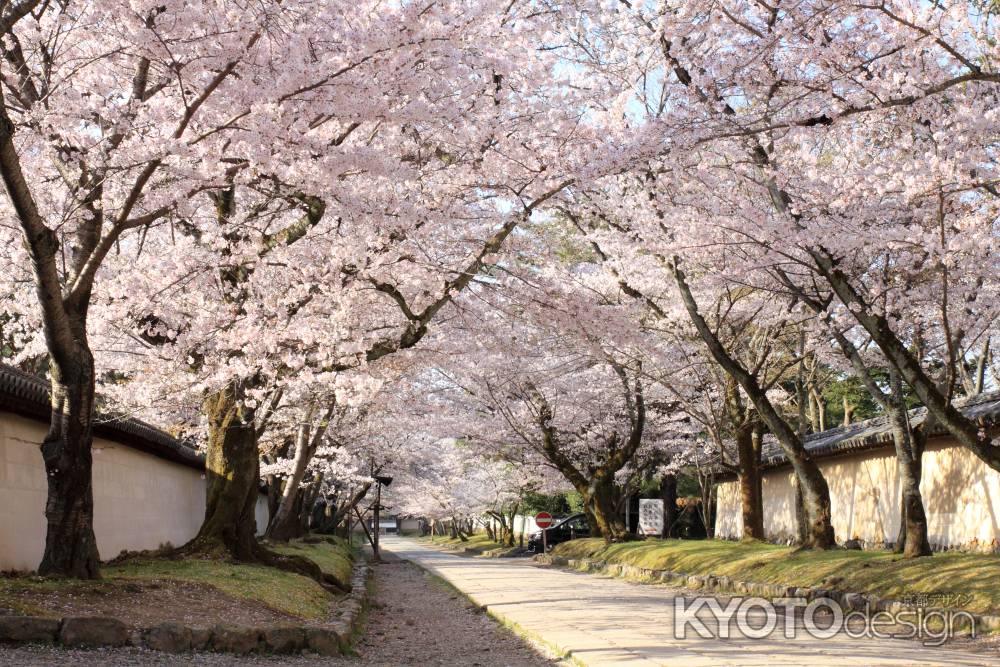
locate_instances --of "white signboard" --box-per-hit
[639,498,664,536]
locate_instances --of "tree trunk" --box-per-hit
[506,504,518,546]
[698,469,716,539]
[816,392,826,432]
[793,477,809,545]
[582,501,601,537]
[778,278,929,555]
[735,422,765,541]
[587,479,629,542]
[298,473,323,535]
[189,383,261,560]
[267,403,334,541]
[328,482,371,536]
[187,385,342,594]
[660,473,678,539]
[887,372,932,558]
[266,476,284,522]
[892,447,931,558]
[263,437,292,521]
[267,421,313,541]
[39,352,102,578]
[311,499,330,533]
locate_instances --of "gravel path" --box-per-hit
[0,557,557,666]
[355,558,556,666]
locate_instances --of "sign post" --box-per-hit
[535,512,554,553]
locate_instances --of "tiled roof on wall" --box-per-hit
[0,363,204,471]
[755,389,1000,470]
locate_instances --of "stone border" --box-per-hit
[0,559,373,655]
[474,546,528,558]
[421,539,526,559]
[534,554,1000,635]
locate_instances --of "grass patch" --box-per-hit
[0,576,99,616]
[553,538,1000,614]
[107,558,332,618]
[0,538,354,620]
[421,534,509,554]
[271,536,354,589]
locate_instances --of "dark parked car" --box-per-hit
[527,514,590,552]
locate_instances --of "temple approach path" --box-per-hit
[380,536,999,667]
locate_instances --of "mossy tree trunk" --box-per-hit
[39,349,102,578]
[184,382,347,591]
[725,377,765,540]
[190,382,262,560]
[584,478,629,542]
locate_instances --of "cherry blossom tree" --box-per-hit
[0,0,578,575]
[540,0,1000,550]
[4,0,997,573]
[0,0,344,577]
[413,233,698,541]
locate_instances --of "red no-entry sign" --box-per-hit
[535,512,554,529]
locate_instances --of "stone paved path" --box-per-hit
[382,536,1000,667]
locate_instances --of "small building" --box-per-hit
[714,391,1000,551]
[397,516,422,535]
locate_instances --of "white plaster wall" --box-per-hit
[714,480,742,538]
[398,518,421,534]
[255,493,270,536]
[922,441,1000,548]
[0,412,208,571]
[715,438,1000,550]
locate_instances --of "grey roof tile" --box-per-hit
[758,389,1000,468]
[0,363,203,470]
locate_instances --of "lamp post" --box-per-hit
[373,474,393,561]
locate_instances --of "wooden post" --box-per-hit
[354,506,376,553]
[373,480,382,561]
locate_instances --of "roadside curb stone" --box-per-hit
[262,626,306,653]
[190,627,212,650]
[209,625,260,654]
[0,616,60,643]
[145,622,192,653]
[305,627,343,655]
[59,616,129,647]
